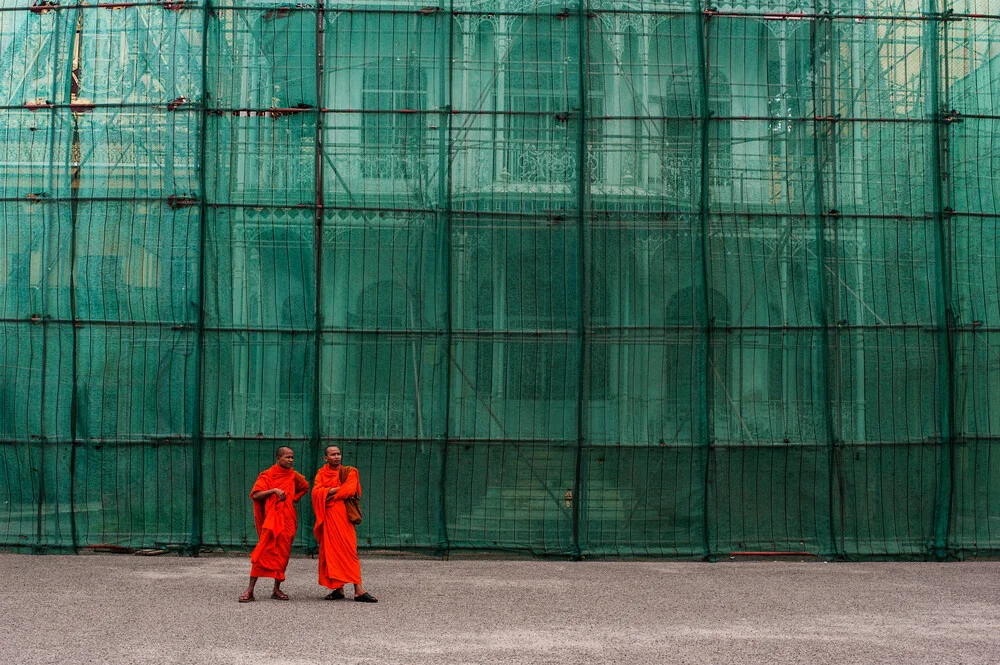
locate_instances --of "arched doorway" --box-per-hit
[248,227,314,402]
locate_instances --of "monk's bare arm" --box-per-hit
[251,488,287,502]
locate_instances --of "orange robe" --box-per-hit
[312,465,362,588]
[249,464,309,580]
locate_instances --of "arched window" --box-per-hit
[647,71,731,195]
[642,17,732,201]
[665,286,730,403]
[257,10,318,107]
[501,18,604,183]
[707,70,733,193]
[247,228,314,400]
[361,58,428,180]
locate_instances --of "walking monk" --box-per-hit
[312,445,377,602]
[239,446,309,603]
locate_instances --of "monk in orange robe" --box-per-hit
[239,446,309,602]
[312,445,377,602]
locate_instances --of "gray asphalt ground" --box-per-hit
[2,554,1000,665]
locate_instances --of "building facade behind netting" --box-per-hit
[1,0,998,558]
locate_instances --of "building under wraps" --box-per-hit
[0,0,999,558]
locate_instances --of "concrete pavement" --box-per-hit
[2,554,999,664]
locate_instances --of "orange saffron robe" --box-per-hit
[249,464,309,580]
[312,465,362,588]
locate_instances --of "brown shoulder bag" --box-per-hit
[339,466,362,525]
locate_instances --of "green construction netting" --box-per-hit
[1,0,999,559]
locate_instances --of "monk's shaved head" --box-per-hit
[275,446,295,469]
[324,445,343,469]
[324,445,341,456]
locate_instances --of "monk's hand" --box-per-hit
[273,488,287,502]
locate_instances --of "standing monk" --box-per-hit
[239,446,309,603]
[312,445,377,602]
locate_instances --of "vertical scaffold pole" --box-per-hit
[810,0,839,560]
[928,0,956,561]
[311,0,327,553]
[190,0,212,556]
[571,0,589,560]
[61,7,84,555]
[43,9,70,552]
[437,2,455,557]
[694,0,712,560]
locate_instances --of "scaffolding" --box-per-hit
[1,0,999,558]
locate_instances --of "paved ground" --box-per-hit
[2,554,1000,664]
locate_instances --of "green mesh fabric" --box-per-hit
[1,0,998,558]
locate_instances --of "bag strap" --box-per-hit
[338,466,356,487]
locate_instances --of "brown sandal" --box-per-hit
[238,591,255,603]
[271,589,289,601]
